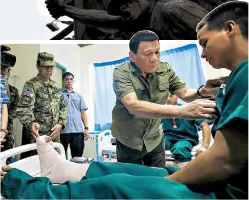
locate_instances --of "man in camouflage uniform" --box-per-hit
[1,68,20,164]
[16,52,67,159]
[112,30,222,168]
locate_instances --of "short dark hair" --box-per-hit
[63,72,74,80]
[196,1,248,39]
[129,30,159,54]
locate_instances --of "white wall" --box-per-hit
[5,44,40,92]
[40,44,81,91]
[0,0,73,40]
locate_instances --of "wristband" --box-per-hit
[197,85,210,98]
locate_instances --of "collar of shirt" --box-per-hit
[62,88,75,93]
[35,75,53,86]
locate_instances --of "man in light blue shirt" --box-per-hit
[61,72,89,158]
[0,74,10,148]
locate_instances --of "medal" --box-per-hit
[172,118,177,128]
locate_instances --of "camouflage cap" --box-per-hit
[37,52,56,67]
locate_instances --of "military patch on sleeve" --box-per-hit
[24,90,33,97]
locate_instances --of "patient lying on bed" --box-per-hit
[0,135,215,199]
[0,123,247,200]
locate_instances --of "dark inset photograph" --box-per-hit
[0,0,247,40]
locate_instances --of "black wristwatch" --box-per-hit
[197,85,210,98]
[84,127,89,130]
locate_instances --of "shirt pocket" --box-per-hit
[63,97,68,106]
[133,82,147,100]
[157,78,169,104]
[36,90,50,112]
[72,95,81,110]
[158,81,169,91]
[37,90,49,99]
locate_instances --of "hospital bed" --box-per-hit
[82,130,116,162]
[98,129,214,163]
[0,142,65,177]
[98,130,116,161]
[0,142,65,199]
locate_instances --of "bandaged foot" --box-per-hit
[36,135,89,184]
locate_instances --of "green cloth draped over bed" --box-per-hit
[1,162,246,199]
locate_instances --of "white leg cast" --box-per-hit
[36,136,89,184]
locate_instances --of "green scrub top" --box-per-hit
[212,59,248,195]
[162,117,204,145]
[212,59,248,134]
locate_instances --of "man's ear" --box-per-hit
[129,51,136,62]
[225,20,236,37]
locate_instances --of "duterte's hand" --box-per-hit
[200,76,228,97]
[45,0,65,19]
[179,99,217,120]
[50,124,63,140]
[32,123,40,138]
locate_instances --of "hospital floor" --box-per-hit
[102,154,180,167]
[67,147,181,167]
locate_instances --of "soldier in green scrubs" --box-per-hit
[163,93,211,163]
[0,1,247,199]
[166,1,248,197]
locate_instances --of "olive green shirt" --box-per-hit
[111,61,186,152]
[16,76,67,133]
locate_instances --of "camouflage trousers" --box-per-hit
[20,126,60,159]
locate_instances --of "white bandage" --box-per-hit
[36,136,89,184]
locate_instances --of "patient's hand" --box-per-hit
[201,76,228,97]
[36,135,52,144]
[44,136,52,143]
[196,147,207,156]
[0,165,12,181]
